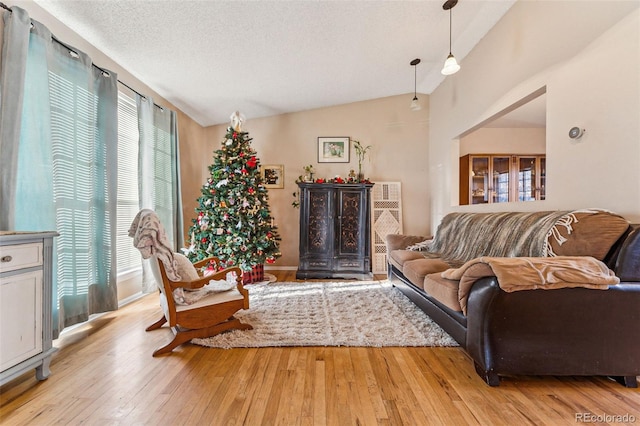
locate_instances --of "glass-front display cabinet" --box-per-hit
[460,154,546,205]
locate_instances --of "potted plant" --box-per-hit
[352,140,372,181]
[303,164,315,182]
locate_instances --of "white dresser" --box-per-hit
[0,231,58,386]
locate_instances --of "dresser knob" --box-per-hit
[1,255,12,262]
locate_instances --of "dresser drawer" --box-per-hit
[0,243,43,273]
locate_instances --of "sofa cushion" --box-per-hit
[423,273,463,312]
[402,258,451,289]
[389,249,427,270]
[549,211,629,260]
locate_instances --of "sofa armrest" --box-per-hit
[385,234,430,252]
[465,278,640,382]
[615,227,640,281]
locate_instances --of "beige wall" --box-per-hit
[178,110,207,238]
[182,95,430,268]
[430,1,640,229]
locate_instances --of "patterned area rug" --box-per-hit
[192,280,458,348]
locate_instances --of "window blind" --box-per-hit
[49,70,108,297]
[116,91,140,273]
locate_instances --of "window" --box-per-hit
[116,91,140,273]
[48,69,110,297]
[149,119,175,241]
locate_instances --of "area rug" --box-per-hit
[191,280,458,348]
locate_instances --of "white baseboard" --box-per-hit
[118,292,145,308]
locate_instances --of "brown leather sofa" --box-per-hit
[386,210,640,387]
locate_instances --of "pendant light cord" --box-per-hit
[449,8,453,54]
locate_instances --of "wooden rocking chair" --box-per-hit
[146,255,252,356]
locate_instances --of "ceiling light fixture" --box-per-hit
[410,58,421,111]
[441,0,460,76]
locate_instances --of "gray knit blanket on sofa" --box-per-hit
[410,211,572,268]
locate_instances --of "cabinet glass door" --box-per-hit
[470,157,489,204]
[518,157,537,201]
[539,157,546,200]
[492,156,511,203]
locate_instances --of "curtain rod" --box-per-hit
[0,1,164,111]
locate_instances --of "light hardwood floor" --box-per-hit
[1,270,639,425]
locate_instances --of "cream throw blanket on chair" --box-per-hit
[128,209,236,305]
[128,209,180,281]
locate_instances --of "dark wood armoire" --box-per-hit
[296,182,374,280]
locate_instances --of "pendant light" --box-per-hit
[410,58,421,111]
[441,0,460,76]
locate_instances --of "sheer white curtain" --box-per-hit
[0,6,118,337]
[136,94,183,292]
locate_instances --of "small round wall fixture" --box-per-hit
[568,127,585,139]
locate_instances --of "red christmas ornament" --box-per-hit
[233,132,238,139]
[266,257,275,264]
[201,237,207,243]
[246,156,257,168]
[248,187,255,194]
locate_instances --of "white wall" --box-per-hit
[459,128,545,156]
[429,1,640,229]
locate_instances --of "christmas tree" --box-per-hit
[185,112,281,274]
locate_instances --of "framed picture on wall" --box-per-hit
[261,164,284,189]
[318,137,350,163]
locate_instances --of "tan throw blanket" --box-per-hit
[441,256,620,315]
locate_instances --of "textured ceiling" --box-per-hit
[34,0,516,127]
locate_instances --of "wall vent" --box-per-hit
[371,182,403,274]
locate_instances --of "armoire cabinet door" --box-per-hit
[335,188,367,271]
[298,186,333,272]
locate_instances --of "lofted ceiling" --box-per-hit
[33,0,516,127]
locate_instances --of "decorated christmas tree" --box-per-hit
[185,112,281,279]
